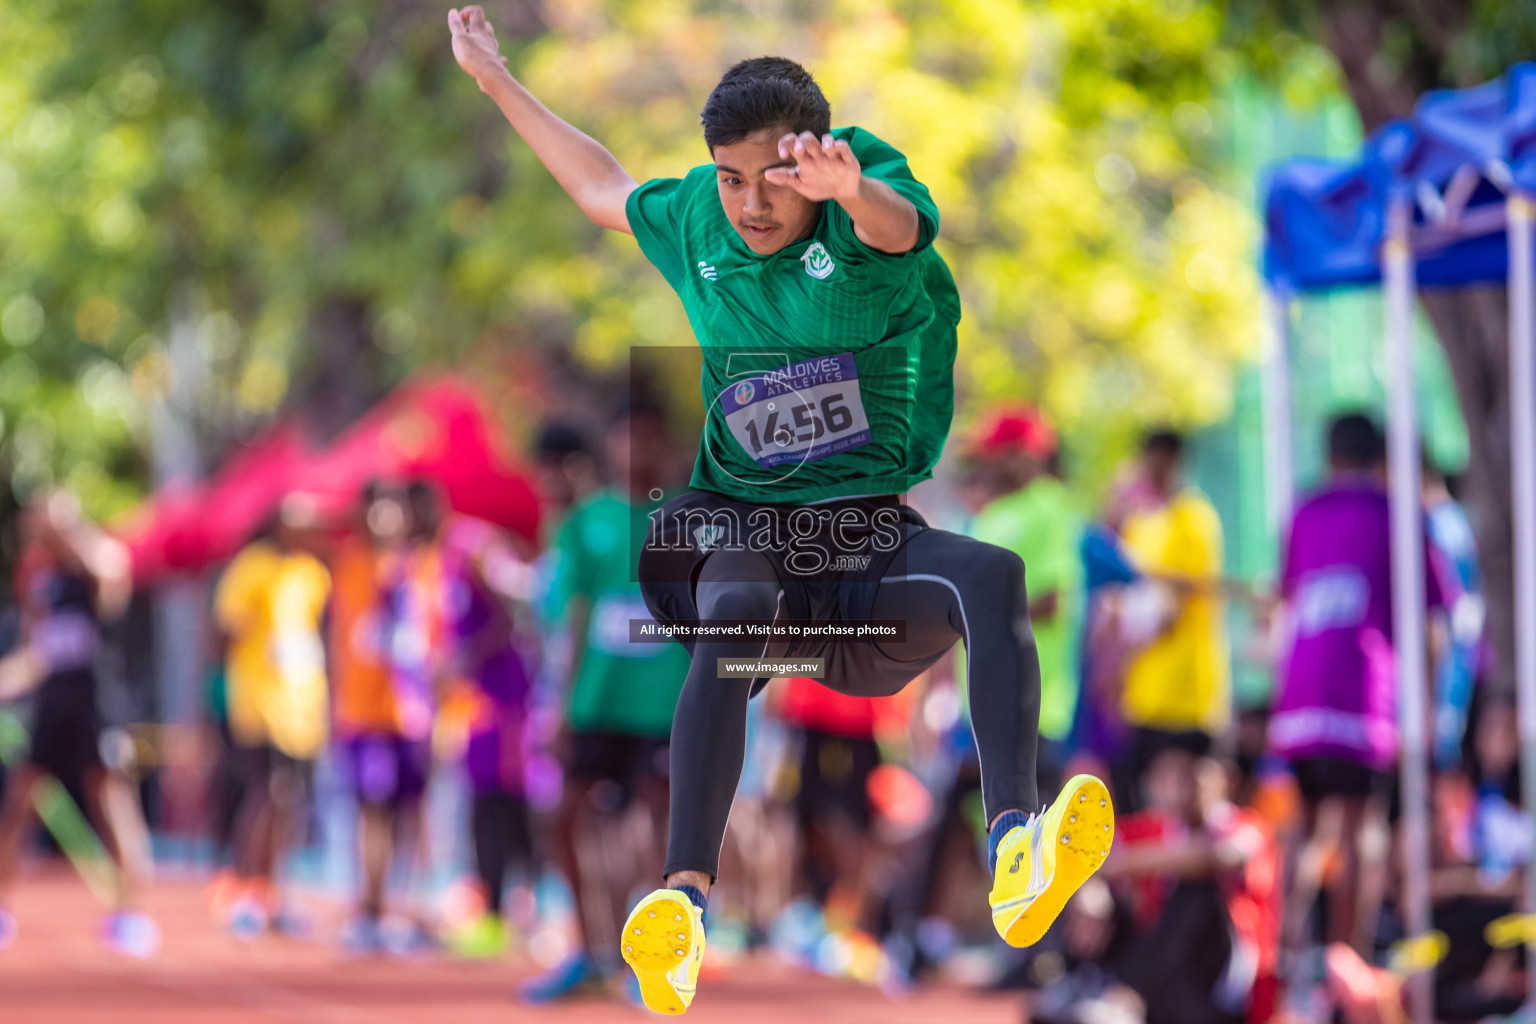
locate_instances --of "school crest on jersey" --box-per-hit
[801,242,835,280]
[693,524,727,552]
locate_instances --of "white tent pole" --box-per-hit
[1508,190,1536,1010]
[1385,197,1433,1024]
[1262,289,1295,537]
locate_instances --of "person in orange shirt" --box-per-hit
[330,482,433,952]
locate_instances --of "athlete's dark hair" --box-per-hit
[405,477,445,537]
[1143,429,1185,460]
[361,477,400,508]
[701,57,831,149]
[1328,412,1385,470]
[405,478,440,510]
[534,421,591,463]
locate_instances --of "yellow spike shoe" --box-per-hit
[621,889,705,1015]
[989,773,1115,948]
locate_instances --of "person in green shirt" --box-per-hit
[450,11,1113,1013]
[965,407,1084,793]
[523,403,692,1004]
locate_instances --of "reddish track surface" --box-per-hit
[1,866,1020,1024]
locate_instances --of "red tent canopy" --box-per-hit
[117,424,309,582]
[119,376,541,584]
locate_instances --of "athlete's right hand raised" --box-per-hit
[446,4,637,234]
[448,7,510,88]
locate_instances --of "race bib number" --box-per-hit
[590,594,666,658]
[271,629,325,680]
[720,353,872,469]
[32,612,98,673]
[1294,567,1369,637]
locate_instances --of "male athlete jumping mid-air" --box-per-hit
[449,8,1114,1013]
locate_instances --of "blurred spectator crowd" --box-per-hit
[0,398,1525,1024]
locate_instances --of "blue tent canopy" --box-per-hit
[1263,61,1536,294]
[1395,77,1505,190]
[1512,63,1536,193]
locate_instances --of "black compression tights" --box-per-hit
[664,528,1042,880]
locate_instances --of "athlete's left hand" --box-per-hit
[765,132,862,202]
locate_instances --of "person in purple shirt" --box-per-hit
[1270,413,1448,965]
[437,508,540,959]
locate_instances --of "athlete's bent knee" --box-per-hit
[957,542,1027,604]
[696,580,778,624]
[966,544,1035,647]
[990,545,1028,591]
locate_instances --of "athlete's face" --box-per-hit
[713,129,819,255]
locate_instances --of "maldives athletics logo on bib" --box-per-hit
[801,241,835,280]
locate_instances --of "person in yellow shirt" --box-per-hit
[1115,431,1230,798]
[214,496,331,936]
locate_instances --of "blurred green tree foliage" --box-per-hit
[2,0,1278,518]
